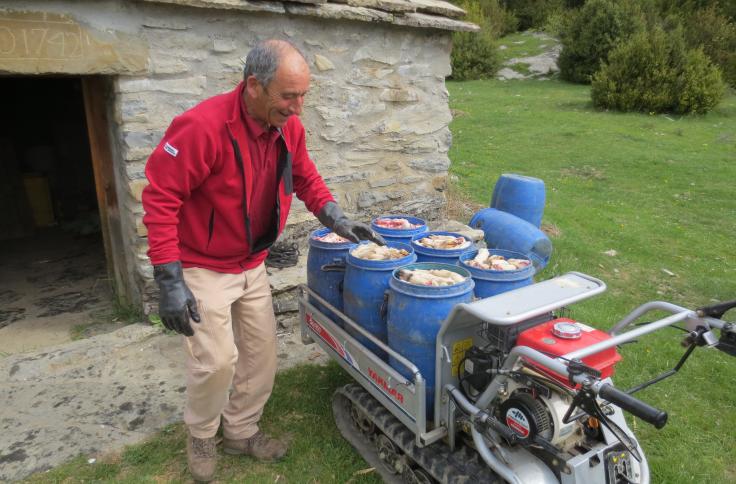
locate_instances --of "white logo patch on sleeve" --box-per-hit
[163,142,179,157]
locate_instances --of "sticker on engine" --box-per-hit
[506,408,531,438]
[451,338,474,376]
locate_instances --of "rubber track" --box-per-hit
[334,383,502,483]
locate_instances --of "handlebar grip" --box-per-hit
[598,384,668,429]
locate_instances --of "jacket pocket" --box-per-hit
[207,208,215,248]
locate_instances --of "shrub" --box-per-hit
[591,26,725,114]
[501,0,566,31]
[558,0,645,84]
[450,30,499,81]
[450,1,501,81]
[449,0,518,38]
[543,5,574,37]
[683,5,736,88]
[480,0,519,38]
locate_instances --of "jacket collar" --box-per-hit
[226,81,247,128]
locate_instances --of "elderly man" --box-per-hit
[142,39,383,482]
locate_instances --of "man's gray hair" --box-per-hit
[243,40,306,87]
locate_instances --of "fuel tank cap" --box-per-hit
[552,321,582,339]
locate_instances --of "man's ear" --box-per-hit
[245,75,262,98]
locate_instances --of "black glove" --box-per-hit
[153,261,201,336]
[317,202,386,245]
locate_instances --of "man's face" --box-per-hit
[247,54,310,129]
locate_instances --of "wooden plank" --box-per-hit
[81,76,132,305]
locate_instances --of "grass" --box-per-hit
[448,78,736,483]
[496,31,555,65]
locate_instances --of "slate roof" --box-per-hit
[136,0,479,32]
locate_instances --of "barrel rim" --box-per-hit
[346,241,416,270]
[410,231,474,256]
[389,262,475,297]
[497,173,545,183]
[459,248,535,281]
[309,227,354,249]
[371,214,428,235]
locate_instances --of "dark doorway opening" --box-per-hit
[0,76,116,355]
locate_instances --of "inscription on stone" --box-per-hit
[0,11,147,74]
[0,16,85,60]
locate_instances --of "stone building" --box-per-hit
[0,0,475,313]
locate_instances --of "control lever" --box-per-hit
[563,384,642,461]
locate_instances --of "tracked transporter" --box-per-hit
[300,222,735,483]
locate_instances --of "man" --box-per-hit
[142,39,384,482]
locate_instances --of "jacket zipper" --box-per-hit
[226,125,293,254]
[227,127,252,248]
[207,208,215,248]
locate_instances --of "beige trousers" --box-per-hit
[182,263,277,440]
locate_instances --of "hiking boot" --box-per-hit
[187,434,217,482]
[222,430,287,461]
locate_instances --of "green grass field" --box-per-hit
[449,79,736,483]
[496,31,553,64]
[25,81,736,483]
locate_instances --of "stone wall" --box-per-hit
[1,0,473,311]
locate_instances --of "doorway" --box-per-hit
[0,76,122,355]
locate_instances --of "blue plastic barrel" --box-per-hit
[459,248,534,299]
[469,208,552,269]
[491,173,546,228]
[343,242,417,360]
[411,231,474,265]
[387,263,474,413]
[371,215,428,245]
[307,228,352,325]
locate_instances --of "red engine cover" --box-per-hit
[516,318,622,387]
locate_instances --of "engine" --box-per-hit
[499,379,578,447]
[459,317,623,451]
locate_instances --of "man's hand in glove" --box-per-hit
[154,261,201,336]
[317,201,386,245]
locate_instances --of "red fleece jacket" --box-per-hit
[142,82,334,273]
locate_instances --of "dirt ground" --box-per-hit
[0,229,328,481]
[0,228,122,357]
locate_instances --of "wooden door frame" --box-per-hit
[81,76,131,306]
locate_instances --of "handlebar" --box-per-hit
[697,299,736,319]
[597,383,668,429]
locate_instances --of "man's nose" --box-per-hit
[290,96,304,115]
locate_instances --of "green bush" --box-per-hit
[591,26,725,114]
[501,0,566,31]
[451,30,499,81]
[684,5,736,88]
[481,0,519,38]
[558,0,645,84]
[543,4,574,37]
[450,1,501,80]
[450,0,518,38]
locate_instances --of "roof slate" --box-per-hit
[135,0,478,32]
